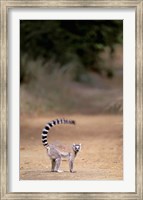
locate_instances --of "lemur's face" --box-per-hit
[72,144,81,152]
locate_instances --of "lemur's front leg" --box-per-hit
[69,155,76,173]
[69,160,74,173]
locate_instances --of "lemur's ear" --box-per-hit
[79,144,81,146]
[73,143,75,146]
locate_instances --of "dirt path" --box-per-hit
[20,115,123,180]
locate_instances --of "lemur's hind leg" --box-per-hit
[51,159,56,172]
[54,157,63,172]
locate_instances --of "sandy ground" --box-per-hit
[20,115,123,180]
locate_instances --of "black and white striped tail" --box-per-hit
[41,119,75,147]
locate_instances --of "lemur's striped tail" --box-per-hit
[41,119,75,147]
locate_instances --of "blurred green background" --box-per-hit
[20,20,123,115]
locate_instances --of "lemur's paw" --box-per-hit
[70,170,76,173]
[51,169,63,173]
[56,169,63,173]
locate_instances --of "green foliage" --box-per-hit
[20,20,123,83]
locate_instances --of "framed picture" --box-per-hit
[0,0,142,199]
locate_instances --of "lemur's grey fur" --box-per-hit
[41,119,81,173]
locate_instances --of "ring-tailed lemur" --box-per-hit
[42,118,81,173]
